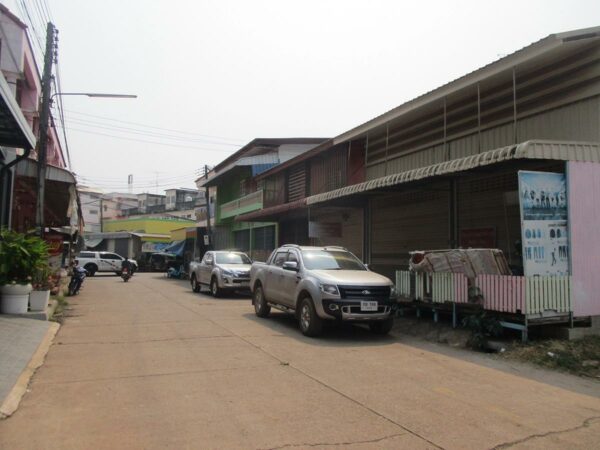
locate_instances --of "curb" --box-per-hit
[0,321,60,419]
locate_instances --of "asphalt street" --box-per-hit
[1,272,599,450]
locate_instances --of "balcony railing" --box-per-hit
[220,190,263,220]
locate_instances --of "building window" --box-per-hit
[89,209,98,215]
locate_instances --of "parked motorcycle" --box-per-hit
[121,266,131,282]
[68,266,87,296]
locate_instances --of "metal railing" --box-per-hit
[395,270,573,316]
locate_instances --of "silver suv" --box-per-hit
[250,245,397,336]
[189,251,252,297]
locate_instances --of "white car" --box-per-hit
[77,251,138,276]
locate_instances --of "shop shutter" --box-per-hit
[234,230,250,252]
[287,164,306,202]
[370,185,450,278]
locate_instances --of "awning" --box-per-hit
[14,158,76,183]
[0,71,36,149]
[130,232,171,242]
[235,198,307,222]
[162,240,185,256]
[306,140,600,206]
[85,237,104,248]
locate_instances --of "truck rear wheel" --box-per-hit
[298,297,323,337]
[191,274,201,293]
[253,284,270,317]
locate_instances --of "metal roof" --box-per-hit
[333,26,600,146]
[15,158,76,183]
[195,138,328,187]
[254,26,600,182]
[306,140,600,205]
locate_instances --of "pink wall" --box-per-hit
[568,161,600,317]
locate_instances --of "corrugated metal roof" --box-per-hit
[15,158,76,183]
[306,140,600,205]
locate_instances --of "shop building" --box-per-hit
[231,27,600,332]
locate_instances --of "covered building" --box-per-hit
[232,26,600,330]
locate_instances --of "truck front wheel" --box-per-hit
[298,297,323,337]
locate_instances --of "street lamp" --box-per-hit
[51,93,138,100]
[37,91,136,237]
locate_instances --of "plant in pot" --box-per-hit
[0,230,49,314]
[30,263,55,312]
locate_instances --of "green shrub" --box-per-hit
[0,229,49,285]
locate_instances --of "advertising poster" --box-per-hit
[518,171,569,276]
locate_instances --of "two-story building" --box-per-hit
[219,27,600,330]
[78,185,104,233]
[0,4,77,233]
[196,138,327,261]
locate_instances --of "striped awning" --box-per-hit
[306,140,600,206]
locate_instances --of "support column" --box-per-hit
[449,179,459,248]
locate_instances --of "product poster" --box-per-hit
[518,171,569,276]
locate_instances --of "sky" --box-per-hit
[5,0,600,193]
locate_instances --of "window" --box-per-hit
[273,251,288,267]
[101,253,122,260]
[216,253,251,264]
[287,251,299,263]
[301,250,366,271]
[79,252,94,258]
[89,209,98,215]
[203,252,214,264]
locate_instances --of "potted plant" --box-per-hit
[30,264,54,312]
[0,230,49,314]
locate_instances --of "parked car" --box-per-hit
[250,245,397,337]
[77,251,138,276]
[189,251,252,297]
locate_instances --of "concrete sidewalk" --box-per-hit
[0,315,59,417]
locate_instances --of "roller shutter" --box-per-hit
[371,184,450,277]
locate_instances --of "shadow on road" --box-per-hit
[241,310,398,348]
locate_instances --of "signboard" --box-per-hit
[518,171,569,276]
[44,233,64,256]
[141,242,169,253]
[308,222,342,239]
[459,227,496,248]
[203,235,210,246]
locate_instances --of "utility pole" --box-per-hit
[204,165,211,244]
[36,22,57,237]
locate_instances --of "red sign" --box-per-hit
[459,228,495,248]
[44,233,64,256]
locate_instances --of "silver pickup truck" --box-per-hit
[189,250,252,297]
[250,245,397,336]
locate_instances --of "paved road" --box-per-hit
[1,273,599,450]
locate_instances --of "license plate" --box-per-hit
[360,301,378,311]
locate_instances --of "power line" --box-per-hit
[54,60,73,169]
[63,108,245,143]
[75,169,203,182]
[58,124,243,152]
[61,116,240,146]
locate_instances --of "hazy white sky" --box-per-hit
[6,0,600,193]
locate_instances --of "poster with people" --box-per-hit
[518,171,569,276]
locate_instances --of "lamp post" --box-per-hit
[36,90,136,237]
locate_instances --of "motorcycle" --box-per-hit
[121,266,131,282]
[68,266,87,296]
